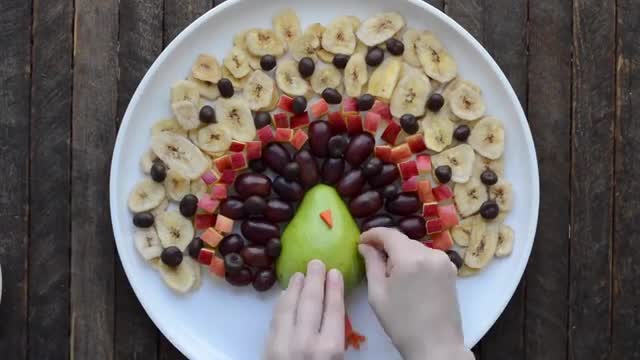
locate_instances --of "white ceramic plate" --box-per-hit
[110,0,539,358]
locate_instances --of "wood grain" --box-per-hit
[0,0,31,356]
[424,0,444,12]
[612,0,640,357]
[114,1,163,359]
[570,0,615,359]
[28,0,73,358]
[445,0,485,44]
[164,0,212,44]
[71,0,119,358]
[525,0,572,359]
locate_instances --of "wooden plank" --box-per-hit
[27,0,72,358]
[444,0,485,44]
[163,0,212,44]
[71,0,119,358]
[114,1,163,359]
[569,0,615,359]
[0,0,31,356]
[524,0,572,359]
[159,339,188,360]
[612,0,640,358]
[424,0,444,12]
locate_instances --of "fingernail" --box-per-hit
[291,272,304,284]
[308,259,325,274]
[328,268,342,283]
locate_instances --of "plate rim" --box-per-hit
[109,0,540,357]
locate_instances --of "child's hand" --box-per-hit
[359,228,474,360]
[264,260,345,360]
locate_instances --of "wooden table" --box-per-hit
[1,0,638,358]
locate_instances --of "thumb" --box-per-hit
[358,244,387,298]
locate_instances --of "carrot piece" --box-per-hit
[320,209,333,228]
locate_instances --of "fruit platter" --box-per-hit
[111,0,538,358]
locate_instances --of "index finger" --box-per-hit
[360,227,411,259]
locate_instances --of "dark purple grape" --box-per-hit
[328,135,349,158]
[292,96,307,115]
[361,214,395,232]
[187,237,203,258]
[150,161,167,182]
[265,238,281,258]
[225,267,253,286]
[265,199,294,223]
[382,184,399,200]
[240,246,272,268]
[349,191,383,218]
[243,195,266,217]
[344,133,375,167]
[283,162,300,181]
[224,253,244,273]
[398,216,427,239]
[294,149,320,189]
[253,269,277,292]
[385,193,420,215]
[219,197,244,219]
[263,143,291,174]
[308,120,332,158]
[368,163,400,188]
[234,173,271,198]
[179,195,198,217]
[480,200,500,219]
[336,169,366,198]
[249,158,267,172]
[321,158,345,185]
[362,157,383,178]
[218,234,245,256]
[272,176,305,202]
[241,219,280,245]
[133,212,154,228]
[161,246,183,267]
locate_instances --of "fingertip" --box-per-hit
[327,268,343,288]
[308,259,326,273]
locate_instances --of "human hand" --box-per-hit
[264,260,345,360]
[359,228,474,360]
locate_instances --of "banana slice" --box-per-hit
[290,31,321,61]
[355,12,405,46]
[273,9,301,48]
[390,66,431,117]
[421,108,455,152]
[454,179,488,218]
[306,23,326,41]
[368,56,402,101]
[465,218,499,269]
[310,64,342,94]
[245,29,285,57]
[431,144,475,183]
[197,123,232,153]
[221,67,248,90]
[451,215,478,247]
[233,29,254,49]
[402,29,422,67]
[223,46,252,79]
[128,179,166,213]
[171,100,200,130]
[448,81,485,120]
[416,32,457,83]
[171,80,200,105]
[187,76,220,100]
[165,169,190,201]
[262,84,280,112]
[151,132,209,180]
[191,54,222,84]
[322,17,356,55]
[472,155,505,180]
[496,224,514,257]
[317,49,335,64]
[344,53,368,97]
[152,118,188,137]
[354,40,368,57]
[190,179,209,200]
[155,211,194,251]
[275,59,310,96]
[215,98,256,142]
[140,149,159,174]
[243,70,276,110]
[489,181,513,212]
[134,228,163,260]
[458,264,481,277]
[156,257,199,293]
[150,198,169,218]
[468,117,505,159]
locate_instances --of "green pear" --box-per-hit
[277,184,364,292]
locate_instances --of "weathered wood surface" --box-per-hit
[0,0,637,358]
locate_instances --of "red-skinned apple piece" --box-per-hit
[345,112,363,135]
[219,169,236,184]
[328,111,347,134]
[275,128,294,142]
[197,248,215,265]
[375,145,393,163]
[342,97,358,112]
[291,129,309,150]
[214,214,234,234]
[401,176,419,192]
[406,134,427,153]
[246,141,262,160]
[364,112,382,134]
[195,214,216,230]
[209,256,225,277]
[422,202,439,218]
[201,169,219,185]
[371,100,391,121]
[431,230,453,250]
[438,204,459,229]
[278,95,294,112]
[398,159,419,180]
[229,140,246,152]
[432,184,453,201]
[416,154,432,174]
[381,121,402,145]
[426,218,444,235]
[201,227,224,247]
[197,196,220,213]
[290,112,310,129]
[230,152,247,170]
[214,155,232,172]
[391,144,412,163]
[273,112,290,128]
[418,180,436,203]
[310,99,329,118]
[210,184,228,200]
[256,125,275,143]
